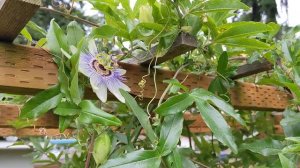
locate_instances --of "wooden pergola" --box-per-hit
[0,0,291,137]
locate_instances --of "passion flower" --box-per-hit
[79,40,130,103]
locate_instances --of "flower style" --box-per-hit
[79,40,130,103]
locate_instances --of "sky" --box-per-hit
[276,0,300,26]
[83,0,300,27]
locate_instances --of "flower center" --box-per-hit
[92,60,111,76]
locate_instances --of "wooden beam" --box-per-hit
[0,0,41,42]
[124,32,198,65]
[0,104,284,136]
[231,59,273,80]
[0,43,291,111]
[0,128,73,137]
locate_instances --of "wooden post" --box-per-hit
[0,0,41,42]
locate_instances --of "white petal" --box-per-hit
[118,69,126,75]
[106,80,126,103]
[79,63,94,77]
[79,54,94,77]
[118,81,131,92]
[91,79,107,102]
[88,40,98,56]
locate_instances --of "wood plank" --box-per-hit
[0,104,284,136]
[0,42,291,111]
[0,0,41,42]
[124,32,197,65]
[231,59,273,79]
[0,104,58,128]
[0,128,73,137]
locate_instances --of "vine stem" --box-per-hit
[85,132,95,168]
[191,159,210,168]
[158,63,189,106]
[39,7,100,27]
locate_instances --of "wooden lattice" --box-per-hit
[0,43,291,111]
[0,0,291,137]
[0,104,284,136]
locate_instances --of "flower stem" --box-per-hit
[85,132,95,168]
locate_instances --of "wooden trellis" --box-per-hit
[0,0,291,137]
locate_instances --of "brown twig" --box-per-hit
[229,56,247,61]
[39,7,100,27]
[85,132,95,168]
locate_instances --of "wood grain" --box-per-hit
[0,0,41,42]
[0,42,291,111]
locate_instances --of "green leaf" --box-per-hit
[120,90,157,143]
[193,0,249,13]
[281,82,300,99]
[78,100,122,126]
[69,40,84,104]
[137,23,164,32]
[165,148,182,168]
[8,119,34,129]
[157,113,184,156]
[285,137,300,143]
[191,89,245,126]
[58,61,71,99]
[59,116,72,133]
[36,38,47,47]
[217,52,228,74]
[20,85,62,119]
[183,14,202,36]
[27,21,46,37]
[54,101,80,116]
[163,79,189,92]
[282,144,300,153]
[240,139,283,156]
[93,132,111,165]
[194,99,237,153]
[214,38,271,49]
[282,41,293,62]
[90,25,117,38]
[267,22,280,37]
[280,109,300,137]
[101,150,161,168]
[46,19,69,57]
[67,21,84,47]
[155,93,194,116]
[215,22,272,40]
[208,76,228,96]
[279,153,296,168]
[21,28,32,43]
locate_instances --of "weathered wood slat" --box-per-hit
[231,59,273,79]
[0,0,41,42]
[0,43,291,111]
[0,128,73,137]
[0,104,284,136]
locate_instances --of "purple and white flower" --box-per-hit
[79,40,130,103]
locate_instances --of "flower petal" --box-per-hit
[92,82,108,103]
[79,54,95,77]
[117,80,131,92]
[88,40,98,56]
[90,75,108,102]
[106,79,127,103]
[116,69,126,75]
